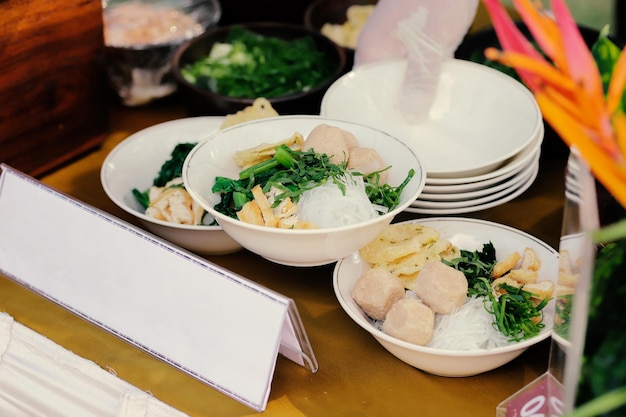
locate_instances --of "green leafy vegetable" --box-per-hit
[181,26,336,98]
[153,143,197,187]
[363,167,414,211]
[554,293,573,338]
[212,144,414,219]
[132,142,197,210]
[591,27,626,114]
[132,188,151,210]
[444,243,548,342]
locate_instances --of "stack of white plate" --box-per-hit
[406,124,544,215]
[320,58,546,215]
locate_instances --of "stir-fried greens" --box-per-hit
[212,144,415,219]
[444,242,549,341]
[181,26,336,98]
[132,142,196,209]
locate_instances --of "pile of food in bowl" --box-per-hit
[353,223,553,348]
[100,98,280,255]
[173,23,346,115]
[334,217,559,377]
[179,26,336,100]
[210,122,414,229]
[182,116,426,266]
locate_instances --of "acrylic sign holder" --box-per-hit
[0,164,317,412]
[496,149,599,416]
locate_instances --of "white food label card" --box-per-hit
[0,164,317,412]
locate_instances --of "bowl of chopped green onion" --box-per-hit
[172,22,347,116]
[182,115,426,267]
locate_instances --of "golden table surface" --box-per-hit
[0,97,569,417]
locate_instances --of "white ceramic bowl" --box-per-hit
[100,117,243,255]
[182,115,426,266]
[334,217,558,377]
[321,58,542,178]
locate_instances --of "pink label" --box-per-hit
[505,374,565,417]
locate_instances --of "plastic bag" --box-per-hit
[354,0,479,121]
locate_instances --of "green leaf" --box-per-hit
[153,143,197,187]
[133,142,197,210]
[443,242,548,341]
[212,145,413,218]
[591,26,625,113]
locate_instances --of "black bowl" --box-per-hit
[172,22,347,116]
[303,0,378,69]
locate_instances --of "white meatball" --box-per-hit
[383,298,435,346]
[351,268,405,320]
[304,124,354,165]
[340,128,359,149]
[348,147,388,184]
[412,261,468,314]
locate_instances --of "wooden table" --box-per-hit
[0,94,569,416]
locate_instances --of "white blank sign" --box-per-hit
[0,165,316,411]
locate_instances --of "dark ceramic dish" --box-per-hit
[303,0,378,68]
[172,22,347,116]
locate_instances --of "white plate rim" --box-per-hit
[425,124,544,186]
[419,153,539,201]
[422,147,539,194]
[414,159,538,207]
[405,162,539,215]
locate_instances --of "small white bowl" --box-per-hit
[182,115,426,266]
[334,217,558,377]
[321,58,542,178]
[101,117,243,255]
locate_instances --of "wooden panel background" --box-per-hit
[0,0,109,177]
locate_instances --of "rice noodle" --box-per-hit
[428,295,513,350]
[297,173,378,228]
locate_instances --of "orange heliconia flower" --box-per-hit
[481,0,626,209]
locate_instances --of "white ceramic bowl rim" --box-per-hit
[333,217,556,358]
[183,115,427,234]
[337,289,551,357]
